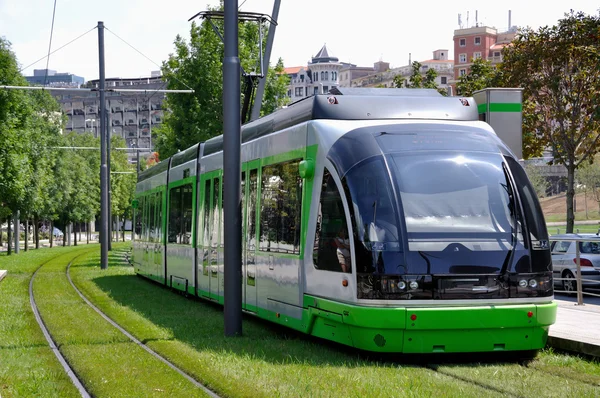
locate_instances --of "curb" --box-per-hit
[0,270,6,282]
[547,335,600,358]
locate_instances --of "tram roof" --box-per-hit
[203,88,479,155]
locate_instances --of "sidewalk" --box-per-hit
[548,297,600,357]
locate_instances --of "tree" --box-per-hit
[260,57,290,117]
[394,61,447,95]
[500,10,600,233]
[155,8,291,160]
[524,164,549,198]
[456,58,498,97]
[577,158,600,217]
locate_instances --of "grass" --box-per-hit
[68,247,600,397]
[32,243,209,398]
[0,246,96,398]
[544,211,600,223]
[3,243,600,397]
[548,224,600,235]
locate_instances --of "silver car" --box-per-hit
[550,233,600,292]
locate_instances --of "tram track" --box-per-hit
[29,249,94,398]
[65,251,221,398]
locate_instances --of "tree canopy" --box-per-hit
[155,14,290,160]
[500,10,600,232]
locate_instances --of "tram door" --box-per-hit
[197,178,211,298]
[243,163,259,311]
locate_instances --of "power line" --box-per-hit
[104,26,194,91]
[43,0,58,86]
[19,26,97,74]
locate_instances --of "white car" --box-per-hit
[550,233,600,292]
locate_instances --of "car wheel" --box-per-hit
[562,270,576,295]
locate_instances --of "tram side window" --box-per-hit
[259,159,302,254]
[148,193,156,243]
[134,197,143,240]
[212,178,221,263]
[168,184,193,245]
[155,191,163,243]
[181,184,193,244]
[201,179,212,273]
[168,187,181,243]
[313,168,351,273]
[247,170,258,252]
[142,195,149,242]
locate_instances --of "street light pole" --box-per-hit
[223,0,242,337]
[98,21,109,270]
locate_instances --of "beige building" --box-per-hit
[350,50,454,90]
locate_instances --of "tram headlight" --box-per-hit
[518,279,528,288]
[528,279,538,288]
[398,281,407,290]
[409,281,419,290]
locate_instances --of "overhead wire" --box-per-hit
[43,0,59,86]
[19,26,97,74]
[103,26,194,91]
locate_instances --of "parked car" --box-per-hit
[550,233,600,292]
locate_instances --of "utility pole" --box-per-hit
[223,0,242,337]
[98,21,109,269]
[250,0,281,121]
[107,112,112,250]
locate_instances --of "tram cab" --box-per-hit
[308,89,552,305]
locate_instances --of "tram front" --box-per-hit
[328,121,554,303]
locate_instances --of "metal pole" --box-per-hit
[107,114,112,250]
[250,0,281,121]
[14,211,20,254]
[575,241,584,305]
[98,21,108,269]
[223,0,242,337]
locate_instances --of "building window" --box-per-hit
[300,75,304,82]
[441,76,447,84]
[314,72,318,82]
[494,51,501,57]
[459,69,467,77]
[459,53,467,63]
[322,86,329,93]
[321,71,325,80]
[459,38,466,47]
[314,87,318,95]
[474,36,481,45]
[473,52,482,60]
[325,71,329,81]
[287,90,291,97]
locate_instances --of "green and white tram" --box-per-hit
[132,88,556,354]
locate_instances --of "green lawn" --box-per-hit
[69,247,600,397]
[2,244,600,397]
[0,246,95,397]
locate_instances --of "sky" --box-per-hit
[1,0,598,82]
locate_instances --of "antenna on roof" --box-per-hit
[476,10,478,27]
[458,13,463,29]
[467,11,469,28]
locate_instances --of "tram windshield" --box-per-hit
[389,150,527,275]
[332,126,550,299]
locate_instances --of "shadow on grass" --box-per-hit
[83,269,537,370]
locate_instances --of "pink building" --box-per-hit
[452,26,516,82]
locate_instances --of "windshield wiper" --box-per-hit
[499,162,518,283]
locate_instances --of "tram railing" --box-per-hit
[549,235,600,306]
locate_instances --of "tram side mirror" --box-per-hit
[299,160,315,179]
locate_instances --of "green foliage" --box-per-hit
[456,58,499,97]
[500,10,600,232]
[260,57,290,117]
[577,157,600,213]
[393,61,447,95]
[524,164,549,198]
[156,11,291,160]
